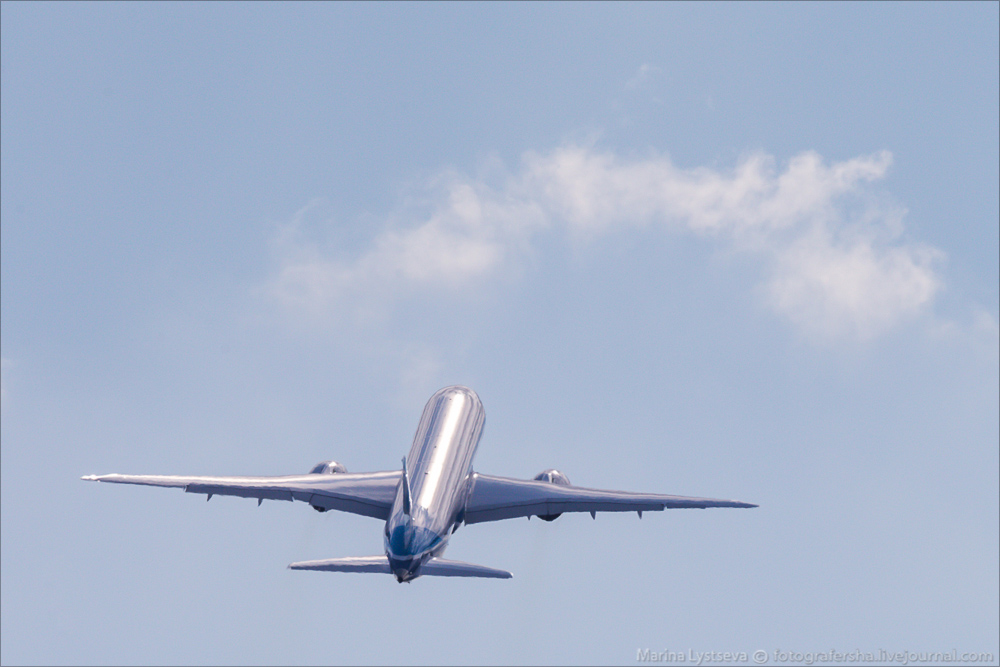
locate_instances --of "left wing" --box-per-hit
[81,471,401,520]
[463,473,756,524]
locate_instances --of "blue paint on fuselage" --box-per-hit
[384,386,485,582]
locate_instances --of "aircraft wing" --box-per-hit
[463,473,757,524]
[81,471,401,520]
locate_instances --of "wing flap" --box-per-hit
[184,484,296,502]
[82,471,401,520]
[464,473,756,524]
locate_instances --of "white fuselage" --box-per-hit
[383,385,485,581]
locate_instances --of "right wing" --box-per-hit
[81,471,401,520]
[463,473,757,524]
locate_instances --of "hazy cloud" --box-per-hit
[267,145,945,341]
[625,63,663,91]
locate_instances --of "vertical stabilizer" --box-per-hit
[401,456,411,515]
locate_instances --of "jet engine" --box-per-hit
[533,469,571,521]
[308,461,348,512]
[309,460,348,474]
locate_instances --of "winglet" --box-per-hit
[401,457,412,515]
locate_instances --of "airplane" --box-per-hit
[83,385,757,582]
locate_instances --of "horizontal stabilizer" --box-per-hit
[287,555,512,579]
[288,556,391,574]
[419,557,512,579]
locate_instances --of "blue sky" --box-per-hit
[2,3,997,665]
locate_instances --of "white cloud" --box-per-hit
[266,145,945,341]
[764,227,943,339]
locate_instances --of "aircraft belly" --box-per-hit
[385,386,485,576]
[404,385,484,536]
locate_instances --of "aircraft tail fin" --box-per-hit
[287,555,511,579]
[401,456,412,515]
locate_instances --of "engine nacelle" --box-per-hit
[308,461,348,512]
[309,460,348,474]
[533,469,571,521]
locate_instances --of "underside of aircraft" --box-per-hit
[84,386,757,582]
